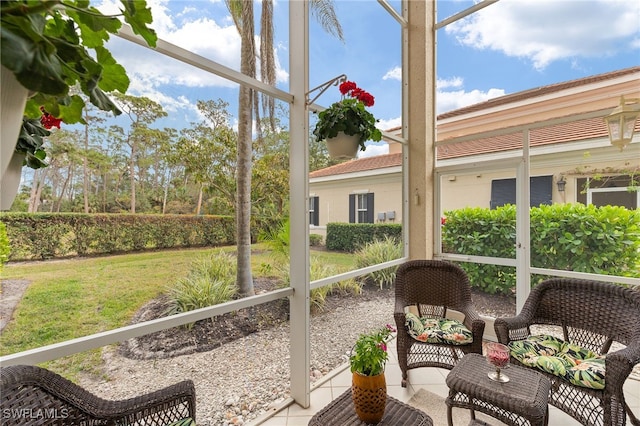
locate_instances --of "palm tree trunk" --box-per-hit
[236,0,256,296]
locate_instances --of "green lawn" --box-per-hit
[0,246,355,378]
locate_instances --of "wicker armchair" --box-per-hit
[494,278,640,426]
[393,260,485,387]
[0,365,196,425]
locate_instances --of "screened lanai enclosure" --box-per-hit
[1,1,639,425]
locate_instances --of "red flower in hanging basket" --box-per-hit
[313,80,382,151]
[40,107,63,129]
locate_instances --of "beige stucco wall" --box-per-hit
[439,142,639,210]
[310,139,639,237]
[309,171,402,238]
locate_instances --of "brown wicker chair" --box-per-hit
[494,278,640,426]
[0,364,196,425]
[393,259,485,387]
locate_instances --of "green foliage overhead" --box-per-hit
[1,0,157,124]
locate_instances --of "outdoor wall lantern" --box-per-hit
[604,96,640,151]
[556,176,566,192]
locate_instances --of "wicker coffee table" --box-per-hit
[445,353,550,426]
[308,388,433,426]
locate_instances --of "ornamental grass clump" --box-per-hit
[350,324,396,376]
[312,80,382,151]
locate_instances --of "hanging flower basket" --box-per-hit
[1,66,28,178]
[325,132,361,160]
[313,80,382,160]
[0,152,25,210]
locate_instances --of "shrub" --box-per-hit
[354,236,403,289]
[0,222,9,274]
[258,218,289,257]
[309,233,323,246]
[165,250,237,320]
[275,256,361,312]
[326,223,402,252]
[442,203,640,294]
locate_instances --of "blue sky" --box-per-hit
[99,0,640,157]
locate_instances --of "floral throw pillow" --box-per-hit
[508,335,605,390]
[404,312,472,345]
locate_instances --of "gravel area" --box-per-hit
[77,294,394,426]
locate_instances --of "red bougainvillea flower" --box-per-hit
[40,107,63,129]
[339,80,357,95]
[441,217,447,226]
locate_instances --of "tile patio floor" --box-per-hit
[252,339,640,426]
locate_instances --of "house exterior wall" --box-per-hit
[310,68,640,237]
[309,170,402,238]
[439,147,638,211]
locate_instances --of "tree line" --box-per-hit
[12,93,337,219]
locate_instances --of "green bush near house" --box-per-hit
[442,203,640,295]
[309,233,323,246]
[326,223,402,252]
[354,236,403,289]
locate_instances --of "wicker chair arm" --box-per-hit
[99,380,196,423]
[604,342,640,391]
[494,316,531,344]
[394,311,406,332]
[1,366,196,425]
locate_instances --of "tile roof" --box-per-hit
[438,66,640,120]
[437,115,640,159]
[309,153,402,178]
[311,66,640,177]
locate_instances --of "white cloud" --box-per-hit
[437,77,464,90]
[437,88,505,114]
[377,117,402,132]
[383,67,402,81]
[445,0,640,70]
[359,143,389,158]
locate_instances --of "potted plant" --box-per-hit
[312,80,382,160]
[350,324,395,424]
[1,0,156,209]
[0,0,157,161]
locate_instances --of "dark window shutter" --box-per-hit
[366,193,375,223]
[490,179,515,209]
[311,196,319,226]
[349,194,355,223]
[491,176,553,209]
[530,176,552,207]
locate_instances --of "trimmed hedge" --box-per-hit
[326,222,402,252]
[0,213,239,261]
[442,203,640,295]
[0,222,9,273]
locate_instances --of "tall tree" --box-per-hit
[113,93,167,213]
[226,0,344,296]
[173,100,237,215]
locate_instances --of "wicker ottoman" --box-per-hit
[445,353,550,426]
[308,388,432,426]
